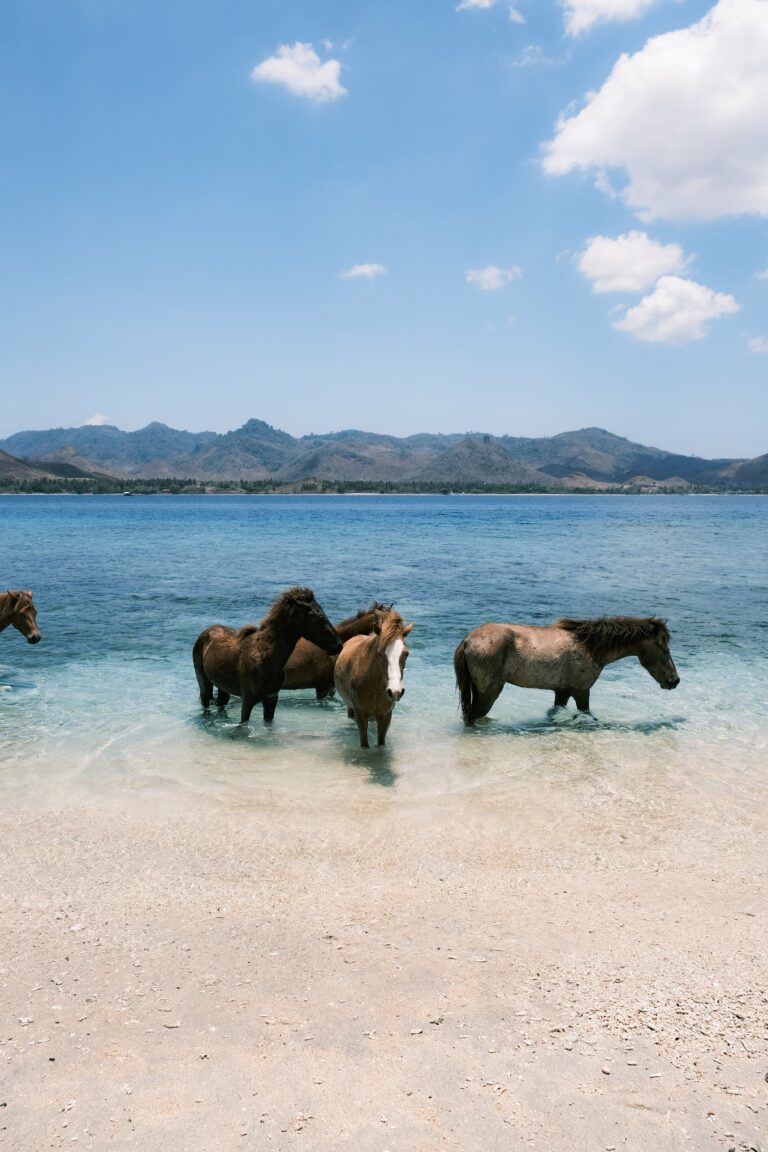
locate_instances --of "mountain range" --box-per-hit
[1,420,766,489]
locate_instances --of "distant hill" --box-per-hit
[0,421,762,490]
[412,434,554,487]
[0,448,112,483]
[1,422,218,479]
[497,428,739,486]
[729,452,768,488]
[0,449,50,482]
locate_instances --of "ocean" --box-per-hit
[1,494,766,812]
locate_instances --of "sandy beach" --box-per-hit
[2,763,766,1152]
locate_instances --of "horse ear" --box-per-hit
[373,611,384,634]
[26,589,33,597]
[403,622,414,636]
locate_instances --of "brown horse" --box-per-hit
[334,609,414,748]
[0,590,41,645]
[282,602,391,699]
[455,615,679,723]
[193,587,342,724]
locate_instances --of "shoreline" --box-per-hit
[2,489,766,498]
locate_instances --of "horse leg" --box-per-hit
[470,682,504,722]
[240,693,256,724]
[216,690,230,708]
[262,694,279,723]
[316,684,336,701]
[347,707,355,719]
[553,688,570,708]
[376,711,393,747]
[573,688,591,713]
[195,667,214,709]
[354,710,370,749]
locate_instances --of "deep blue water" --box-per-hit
[1,495,767,801]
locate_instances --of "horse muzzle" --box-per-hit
[662,676,680,690]
[27,633,42,645]
[387,687,404,702]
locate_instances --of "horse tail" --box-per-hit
[454,637,476,725]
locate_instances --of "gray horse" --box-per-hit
[454,616,679,723]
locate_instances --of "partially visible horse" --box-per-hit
[0,590,41,645]
[282,602,391,699]
[334,609,414,748]
[454,615,679,723]
[193,587,342,724]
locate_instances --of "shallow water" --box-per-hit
[1,495,766,813]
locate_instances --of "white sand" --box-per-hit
[1,770,766,1151]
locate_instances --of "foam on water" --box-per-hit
[1,495,766,819]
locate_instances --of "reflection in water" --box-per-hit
[335,737,399,789]
[469,708,688,737]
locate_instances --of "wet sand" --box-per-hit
[1,769,766,1152]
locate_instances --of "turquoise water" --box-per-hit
[1,495,767,805]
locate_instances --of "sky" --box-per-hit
[1,0,767,457]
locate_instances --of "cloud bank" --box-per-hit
[563,0,665,36]
[543,0,768,221]
[578,231,688,293]
[613,276,739,344]
[466,265,522,290]
[251,42,347,103]
[340,263,387,280]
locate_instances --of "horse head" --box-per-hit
[288,588,343,656]
[7,590,41,644]
[636,619,679,690]
[374,611,414,702]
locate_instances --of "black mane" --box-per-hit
[557,615,670,663]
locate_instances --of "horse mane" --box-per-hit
[336,601,391,631]
[375,609,408,649]
[3,589,32,606]
[259,586,315,629]
[557,615,670,663]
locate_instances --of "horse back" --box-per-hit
[282,637,334,690]
[193,624,246,695]
[467,621,590,690]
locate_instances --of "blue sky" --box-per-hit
[1,0,766,456]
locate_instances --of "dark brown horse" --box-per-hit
[455,615,679,723]
[281,602,391,699]
[193,587,342,724]
[0,590,41,645]
[334,609,414,748]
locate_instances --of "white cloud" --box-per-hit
[251,42,347,104]
[340,263,387,280]
[543,0,768,221]
[508,6,526,22]
[466,264,523,290]
[755,267,768,281]
[613,276,740,344]
[578,231,689,293]
[748,336,768,352]
[563,0,664,36]
[457,0,496,9]
[85,413,112,426]
[510,44,556,67]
